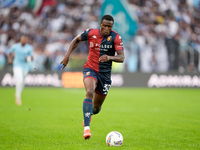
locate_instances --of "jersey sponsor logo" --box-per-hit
[92,35,97,39]
[101,44,112,49]
[96,49,108,51]
[119,36,121,39]
[95,44,100,47]
[94,44,113,51]
[90,42,94,48]
[95,44,112,48]
[107,36,112,41]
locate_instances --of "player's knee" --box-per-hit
[86,89,94,99]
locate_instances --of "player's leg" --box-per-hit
[22,70,28,91]
[92,75,111,115]
[83,77,97,139]
[92,92,106,115]
[13,67,24,106]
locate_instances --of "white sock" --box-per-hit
[15,91,21,99]
[15,80,23,99]
[84,126,90,130]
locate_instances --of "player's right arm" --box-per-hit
[8,53,14,64]
[8,44,16,64]
[60,35,82,70]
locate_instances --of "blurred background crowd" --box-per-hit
[0,0,200,73]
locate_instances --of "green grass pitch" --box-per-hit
[0,87,200,150]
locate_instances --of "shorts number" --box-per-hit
[103,84,111,95]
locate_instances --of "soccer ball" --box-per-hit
[106,131,123,146]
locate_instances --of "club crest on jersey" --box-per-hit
[86,71,90,76]
[107,36,112,41]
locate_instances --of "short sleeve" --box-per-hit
[28,46,34,56]
[81,29,90,41]
[114,34,124,51]
[9,44,16,53]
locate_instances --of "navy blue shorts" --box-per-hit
[83,68,111,97]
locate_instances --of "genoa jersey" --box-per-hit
[81,29,124,79]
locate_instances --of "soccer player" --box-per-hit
[8,35,34,106]
[60,15,124,140]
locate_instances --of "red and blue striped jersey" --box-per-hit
[81,29,124,78]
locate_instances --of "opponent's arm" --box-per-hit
[99,50,124,63]
[60,35,82,70]
[8,53,14,64]
[8,45,15,64]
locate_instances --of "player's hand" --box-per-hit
[25,56,32,62]
[60,56,69,70]
[99,54,110,62]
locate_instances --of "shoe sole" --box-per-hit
[84,135,91,140]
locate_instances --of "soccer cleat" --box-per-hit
[83,129,91,140]
[83,115,92,127]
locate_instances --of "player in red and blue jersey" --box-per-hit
[60,15,124,140]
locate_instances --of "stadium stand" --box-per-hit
[0,0,200,73]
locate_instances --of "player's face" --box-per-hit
[20,36,28,46]
[100,19,113,37]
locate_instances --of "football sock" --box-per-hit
[15,92,21,99]
[92,107,101,115]
[16,81,23,99]
[84,126,90,130]
[83,98,93,127]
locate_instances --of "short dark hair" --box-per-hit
[101,15,114,23]
[20,34,29,38]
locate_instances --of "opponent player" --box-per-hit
[60,15,124,140]
[8,35,34,106]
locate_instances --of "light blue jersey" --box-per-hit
[10,43,34,71]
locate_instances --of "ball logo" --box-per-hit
[114,141,122,145]
[107,135,112,146]
[106,131,123,146]
[107,36,112,41]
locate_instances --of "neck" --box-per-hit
[99,29,103,36]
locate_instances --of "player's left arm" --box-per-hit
[8,53,14,64]
[8,44,16,64]
[99,50,124,63]
[25,46,34,62]
[109,50,124,62]
[99,34,124,63]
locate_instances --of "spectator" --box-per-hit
[0,0,199,73]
